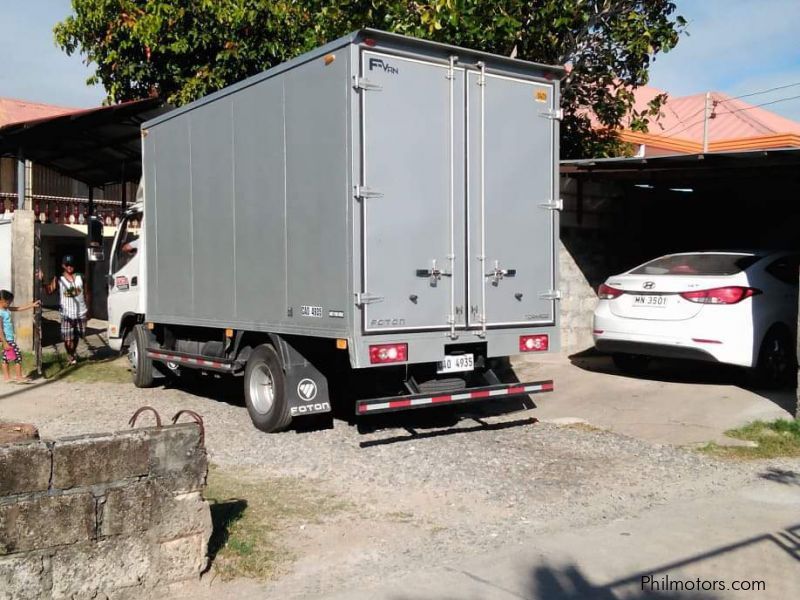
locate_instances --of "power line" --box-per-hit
[663,93,800,139]
[657,82,800,135]
[716,81,800,103]
[715,93,800,115]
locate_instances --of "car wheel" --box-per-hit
[612,353,651,375]
[244,344,292,433]
[752,327,796,389]
[130,324,154,388]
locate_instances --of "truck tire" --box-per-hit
[130,325,154,388]
[244,344,292,433]
[751,326,796,389]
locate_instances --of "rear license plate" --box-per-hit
[633,295,669,307]
[437,353,474,374]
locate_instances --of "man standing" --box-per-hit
[41,255,89,365]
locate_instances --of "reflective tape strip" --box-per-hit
[357,381,554,414]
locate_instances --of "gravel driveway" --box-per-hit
[0,374,768,598]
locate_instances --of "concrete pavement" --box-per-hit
[316,475,800,600]
[513,353,794,446]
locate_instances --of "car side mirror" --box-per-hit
[87,216,105,262]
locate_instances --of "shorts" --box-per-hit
[61,317,87,343]
[2,340,21,365]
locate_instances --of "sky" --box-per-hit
[2,0,800,122]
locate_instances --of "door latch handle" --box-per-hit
[486,261,516,284]
[416,260,451,285]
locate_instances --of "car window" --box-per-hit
[630,254,760,276]
[765,255,800,285]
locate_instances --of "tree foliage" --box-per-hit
[55,1,686,158]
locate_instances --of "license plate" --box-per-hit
[632,295,669,307]
[437,353,474,374]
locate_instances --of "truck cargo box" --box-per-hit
[142,29,563,369]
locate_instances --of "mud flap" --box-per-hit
[269,335,332,418]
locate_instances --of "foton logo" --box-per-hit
[297,379,318,402]
[370,318,406,327]
[368,57,399,75]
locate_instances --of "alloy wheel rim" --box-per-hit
[128,338,138,372]
[249,364,275,415]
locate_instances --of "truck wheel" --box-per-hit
[244,344,292,433]
[751,327,796,389]
[129,325,154,388]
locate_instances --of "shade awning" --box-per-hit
[0,98,171,187]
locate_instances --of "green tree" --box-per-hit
[55,1,685,158]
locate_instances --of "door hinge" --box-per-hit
[539,108,563,121]
[353,77,382,92]
[354,185,383,200]
[539,198,563,211]
[539,290,562,300]
[355,292,384,306]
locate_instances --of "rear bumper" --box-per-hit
[594,339,718,363]
[355,380,553,415]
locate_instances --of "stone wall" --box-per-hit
[0,423,212,600]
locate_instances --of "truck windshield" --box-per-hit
[112,213,142,273]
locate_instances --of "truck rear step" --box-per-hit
[356,380,553,415]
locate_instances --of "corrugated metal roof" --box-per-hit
[0,97,79,128]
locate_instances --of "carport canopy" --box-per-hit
[0,97,170,187]
[562,147,800,185]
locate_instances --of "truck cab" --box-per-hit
[107,183,145,352]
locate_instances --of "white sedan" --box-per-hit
[593,251,799,387]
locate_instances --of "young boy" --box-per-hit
[0,290,39,383]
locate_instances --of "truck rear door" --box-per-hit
[466,70,557,330]
[358,50,466,334]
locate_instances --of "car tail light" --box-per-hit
[519,334,549,352]
[369,343,408,364]
[598,283,623,299]
[679,286,760,305]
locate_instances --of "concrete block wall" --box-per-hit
[558,240,599,355]
[0,423,212,600]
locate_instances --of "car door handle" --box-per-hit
[131,277,138,287]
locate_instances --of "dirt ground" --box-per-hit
[0,354,797,599]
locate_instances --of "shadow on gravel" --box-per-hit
[358,416,538,448]
[569,349,797,416]
[759,467,800,486]
[205,498,248,572]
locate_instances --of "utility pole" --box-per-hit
[702,91,712,153]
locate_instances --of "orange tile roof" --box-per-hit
[611,86,800,154]
[0,97,80,127]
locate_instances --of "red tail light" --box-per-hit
[680,286,760,305]
[519,334,549,352]
[598,283,623,300]
[369,343,408,364]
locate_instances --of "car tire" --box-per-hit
[130,324,154,388]
[612,353,651,375]
[752,327,796,389]
[244,344,292,433]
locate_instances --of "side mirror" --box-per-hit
[86,216,105,262]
